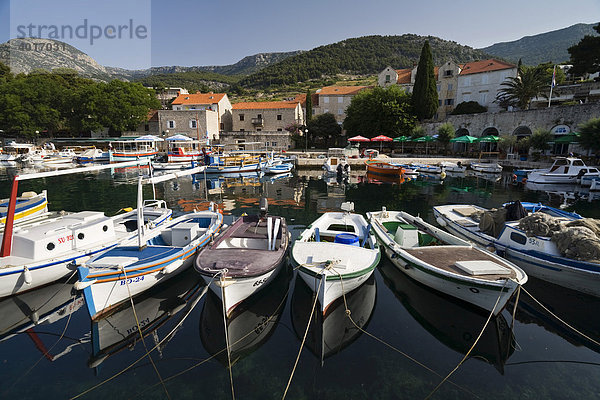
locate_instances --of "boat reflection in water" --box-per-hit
[199,265,290,366]
[515,276,600,353]
[88,268,205,369]
[378,261,515,374]
[364,171,406,185]
[290,273,376,364]
[0,277,85,343]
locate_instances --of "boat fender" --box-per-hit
[436,217,447,227]
[486,246,496,253]
[23,266,32,285]
[440,171,447,179]
[161,259,183,274]
[73,279,96,290]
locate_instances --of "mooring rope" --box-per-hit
[70,275,213,400]
[122,266,171,400]
[333,267,480,399]
[220,274,236,400]
[521,286,600,348]
[281,273,324,400]
[424,279,509,400]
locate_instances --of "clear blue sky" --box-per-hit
[0,0,598,69]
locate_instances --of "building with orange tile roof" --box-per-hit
[457,59,517,113]
[313,85,370,123]
[171,92,232,131]
[231,100,304,132]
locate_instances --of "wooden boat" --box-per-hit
[195,201,289,316]
[367,208,527,315]
[166,136,203,163]
[527,157,600,184]
[378,260,515,373]
[109,136,161,163]
[291,202,380,314]
[88,268,204,368]
[411,163,444,174]
[0,191,48,228]
[263,161,293,174]
[199,263,290,365]
[76,206,223,319]
[365,171,405,184]
[470,162,503,173]
[205,153,267,174]
[365,160,404,177]
[433,203,600,297]
[291,273,376,363]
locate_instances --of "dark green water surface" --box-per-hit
[1,166,600,399]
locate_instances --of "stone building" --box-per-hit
[171,92,233,131]
[156,109,220,140]
[457,59,517,113]
[231,101,304,132]
[219,131,293,152]
[313,86,369,124]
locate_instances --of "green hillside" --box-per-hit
[240,35,491,88]
[481,23,599,65]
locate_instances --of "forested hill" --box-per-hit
[481,23,599,65]
[240,35,491,88]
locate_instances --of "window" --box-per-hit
[324,109,329,113]
[190,119,197,129]
[444,70,453,76]
[338,109,344,115]
[480,93,487,104]
[447,83,453,91]
[271,141,277,147]
[438,100,442,106]
[220,123,224,130]
[573,160,584,166]
[444,99,454,106]
[257,114,262,119]
[312,108,316,115]
[240,128,245,132]
[257,128,262,131]
[144,124,149,131]
[239,114,245,121]
[323,96,329,104]
[510,232,527,245]
[277,128,282,131]
[167,120,175,129]
[338,97,343,103]
[436,84,441,92]
[277,114,282,121]
[265,141,270,146]
[385,74,390,82]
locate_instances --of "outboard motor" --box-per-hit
[259,197,269,217]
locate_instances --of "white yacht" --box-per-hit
[527,157,600,184]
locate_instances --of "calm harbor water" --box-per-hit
[1,165,600,399]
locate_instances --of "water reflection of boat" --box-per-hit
[378,261,515,374]
[199,265,290,365]
[290,274,376,364]
[0,278,84,343]
[470,171,502,182]
[515,276,600,353]
[365,171,405,184]
[88,269,205,368]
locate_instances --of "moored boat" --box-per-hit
[109,136,162,163]
[440,161,466,172]
[263,162,293,174]
[526,157,599,184]
[76,206,223,319]
[365,160,404,177]
[291,202,380,314]
[195,200,289,316]
[367,208,527,315]
[433,203,600,297]
[470,162,503,173]
[322,156,350,176]
[0,190,48,228]
[411,163,444,174]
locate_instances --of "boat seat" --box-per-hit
[455,218,479,227]
[453,206,479,217]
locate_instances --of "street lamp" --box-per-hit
[305,128,308,154]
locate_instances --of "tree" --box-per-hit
[307,113,342,148]
[496,66,547,110]
[436,123,455,153]
[498,135,517,154]
[578,117,600,154]
[410,125,425,139]
[305,89,313,121]
[568,23,600,76]
[450,101,487,115]
[343,85,416,138]
[529,129,553,151]
[411,40,438,121]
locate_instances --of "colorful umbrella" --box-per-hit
[476,135,500,143]
[393,136,411,142]
[450,135,478,143]
[348,135,371,142]
[371,135,393,151]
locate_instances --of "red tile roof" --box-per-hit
[148,110,158,121]
[317,86,369,95]
[395,68,412,84]
[459,59,516,75]
[293,93,319,107]
[172,92,227,105]
[232,101,300,110]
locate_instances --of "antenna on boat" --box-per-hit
[136,176,146,250]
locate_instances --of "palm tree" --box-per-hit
[496,66,547,110]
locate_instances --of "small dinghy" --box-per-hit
[292,202,380,315]
[0,190,48,229]
[263,162,293,174]
[365,160,404,177]
[367,207,527,315]
[440,161,466,173]
[195,199,290,316]
[470,162,503,173]
[76,205,222,319]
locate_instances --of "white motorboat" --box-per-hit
[434,203,600,297]
[470,162,503,173]
[527,157,600,184]
[440,161,466,173]
[76,206,223,319]
[76,148,109,163]
[291,202,380,314]
[322,156,350,176]
[368,208,527,315]
[411,163,444,174]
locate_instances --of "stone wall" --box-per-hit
[219,131,293,152]
[157,110,219,140]
[422,103,600,137]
